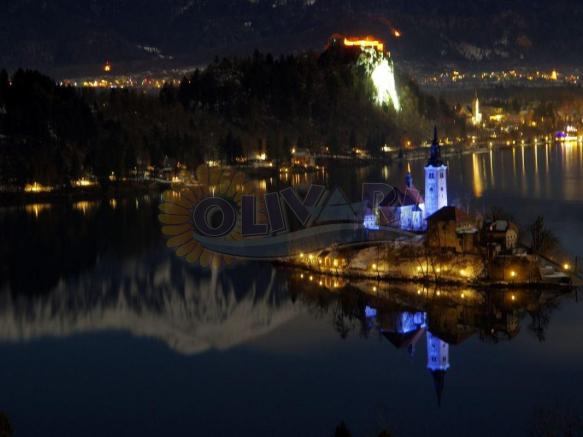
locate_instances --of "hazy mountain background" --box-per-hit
[1,0,581,74]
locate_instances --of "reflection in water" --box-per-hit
[24,203,51,219]
[0,258,297,355]
[489,148,494,189]
[520,144,536,196]
[73,200,99,215]
[472,153,483,198]
[443,142,583,230]
[291,272,568,405]
[0,157,582,436]
[0,245,569,366]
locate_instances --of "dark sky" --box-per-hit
[1,0,582,72]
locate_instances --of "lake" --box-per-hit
[0,143,582,436]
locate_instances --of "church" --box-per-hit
[370,127,448,232]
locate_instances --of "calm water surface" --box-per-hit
[0,144,582,436]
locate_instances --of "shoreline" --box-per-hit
[0,181,165,206]
[275,258,577,291]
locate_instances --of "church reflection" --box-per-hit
[364,307,450,405]
[290,272,573,406]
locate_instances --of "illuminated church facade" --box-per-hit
[366,127,448,232]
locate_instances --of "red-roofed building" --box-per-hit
[378,166,426,231]
[426,206,479,253]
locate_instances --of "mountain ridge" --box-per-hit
[1,0,581,73]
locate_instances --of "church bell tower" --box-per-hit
[424,127,448,218]
[426,331,450,406]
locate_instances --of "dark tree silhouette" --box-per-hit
[334,421,351,437]
[0,412,13,437]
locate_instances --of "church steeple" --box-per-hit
[472,90,482,126]
[426,331,450,407]
[427,126,443,167]
[424,126,448,217]
[405,162,413,188]
[431,370,446,407]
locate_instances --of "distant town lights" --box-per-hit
[24,182,53,193]
[551,70,558,80]
[72,178,96,188]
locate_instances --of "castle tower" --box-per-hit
[426,331,450,406]
[424,127,448,218]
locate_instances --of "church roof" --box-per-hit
[381,327,426,350]
[426,206,471,224]
[402,186,424,206]
[427,207,478,234]
[379,186,424,208]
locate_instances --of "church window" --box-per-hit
[440,172,444,178]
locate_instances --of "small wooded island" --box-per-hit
[283,129,577,289]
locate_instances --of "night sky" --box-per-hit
[2,0,583,73]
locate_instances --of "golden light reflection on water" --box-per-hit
[561,141,581,201]
[24,203,51,219]
[489,149,494,188]
[464,141,583,202]
[545,143,551,197]
[73,201,99,215]
[533,143,540,197]
[382,165,390,180]
[472,153,483,198]
[520,145,527,197]
[281,143,583,205]
[512,147,517,175]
